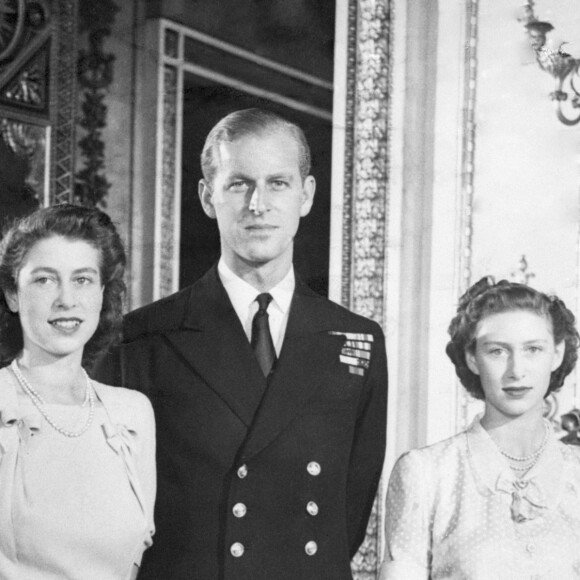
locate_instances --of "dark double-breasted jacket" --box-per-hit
[95,265,388,580]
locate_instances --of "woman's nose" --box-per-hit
[507,351,526,379]
[55,283,76,308]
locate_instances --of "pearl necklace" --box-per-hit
[10,359,95,438]
[498,420,550,473]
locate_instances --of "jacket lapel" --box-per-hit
[163,267,267,427]
[240,281,343,460]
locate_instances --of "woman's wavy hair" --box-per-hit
[0,204,126,370]
[446,276,580,400]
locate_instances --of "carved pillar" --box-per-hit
[336,0,393,577]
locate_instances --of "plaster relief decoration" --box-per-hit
[0,0,51,213]
[342,0,392,578]
[76,0,118,207]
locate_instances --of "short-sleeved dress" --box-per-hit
[0,366,156,580]
[380,416,580,580]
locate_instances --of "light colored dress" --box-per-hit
[0,367,156,580]
[380,416,580,580]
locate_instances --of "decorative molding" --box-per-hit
[346,0,393,578]
[75,0,118,206]
[340,0,357,307]
[457,0,480,431]
[50,0,78,205]
[156,63,179,299]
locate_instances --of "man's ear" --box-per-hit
[465,350,480,375]
[4,290,18,313]
[199,179,217,219]
[299,176,316,218]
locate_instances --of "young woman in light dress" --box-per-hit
[0,205,155,580]
[380,277,580,580]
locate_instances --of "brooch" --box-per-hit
[329,332,374,376]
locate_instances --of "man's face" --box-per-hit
[199,129,315,275]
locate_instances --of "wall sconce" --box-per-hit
[519,1,580,126]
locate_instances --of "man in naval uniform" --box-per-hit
[95,108,388,579]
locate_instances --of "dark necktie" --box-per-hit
[251,293,276,377]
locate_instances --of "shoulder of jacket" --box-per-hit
[123,286,194,342]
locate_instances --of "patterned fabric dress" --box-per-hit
[380,417,580,580]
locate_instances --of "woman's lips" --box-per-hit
[502,386,533,398]
[49,318,82,331]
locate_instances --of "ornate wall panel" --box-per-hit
[343,1,393,577]
[0,0,78,213]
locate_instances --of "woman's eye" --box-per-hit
[75,276,93,285]
[526,346,542,354]
[34,277,53,285]
[488,348,505,357]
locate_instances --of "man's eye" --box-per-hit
[271,181,288,190]
[228,181,248,192]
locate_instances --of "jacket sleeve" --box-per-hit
[347,322,388,557]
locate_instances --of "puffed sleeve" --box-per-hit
[379,450,432,580]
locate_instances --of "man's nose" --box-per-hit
[248,185,267,215]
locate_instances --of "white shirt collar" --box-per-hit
[217,258,295,316]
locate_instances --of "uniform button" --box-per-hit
[526,542,535,554]
[237,464,248,479]
[232,502,247,518]
[230,542,245,557]
[305,540,318,556]
[306,501,319,516]
[307,461,321,476]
